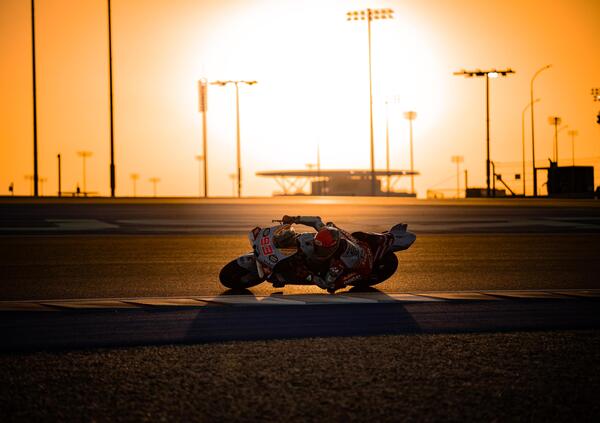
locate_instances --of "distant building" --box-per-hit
[546,163,595,198]
[256,169,419,197]
[466,188,506,198]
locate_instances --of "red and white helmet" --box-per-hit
[313,227,340,259]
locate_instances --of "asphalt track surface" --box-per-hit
[2,198,600,421]
[1,197,600,299]
[2,331,599,422]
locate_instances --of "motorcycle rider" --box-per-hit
[280,215,390,293]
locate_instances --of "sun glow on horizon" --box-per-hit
[1,0,599,198]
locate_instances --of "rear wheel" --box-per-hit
[350,251,398,287]
[219,259,264,289]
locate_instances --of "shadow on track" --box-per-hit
[184,287,422,343]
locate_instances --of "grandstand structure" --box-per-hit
[256,169,418,196]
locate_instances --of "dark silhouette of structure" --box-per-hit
[257,169,418,196]
[545,162,595,198]
[454,68,515,197]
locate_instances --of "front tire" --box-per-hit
[219,259,264,289]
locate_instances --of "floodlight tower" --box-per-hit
[77,151,93,195]
[198,79,208,197]
[346,8,394,196]
[149,177,160,197]
[548,116,562,164]
[521,98,540,196]
[211,80,257,198]
[451,155,464,198]
[195,155,204,198]
[30,0,39,197]
[130,173,139,197]
[530,65,552,196]
[107,0,116,197]
[404,111,417,194]
[567,130,578,166]
[454,68,515,197]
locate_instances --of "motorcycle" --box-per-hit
[219,217,416,292]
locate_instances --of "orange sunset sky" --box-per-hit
[1,0,599,197]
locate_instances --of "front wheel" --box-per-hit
[219,258,264,289]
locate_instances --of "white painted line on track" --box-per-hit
[1,290,597,312]
[40,300,141,310]
[283,295,378,304]
[199,296,306,306]
[484,291,569,299]
[0,302,59,312]
[125,298,211,307]
[417,292,501,301]
[388,294,445,302]
[548,290,600,298]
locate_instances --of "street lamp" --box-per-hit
[403,111,417,194]
[39,177,47,196]
[521,98,540,196]
[195,155,204,198]
[567,130,578,166]
[347,8,394,196]
[77,151,93,196]
[548,116,562,164]
[130,173,139,197]
[198,79,208,197]
[149,177,160,197]
[451,156,464,199]
[228,173,236,197]
[24,175,34,196]
[211,80,257,198]
[454,68,515,197]
[30,0,39,197]
[531,64,552,197]
[384,96,400,195]
[57,154,62,197]
[107,0,116,197]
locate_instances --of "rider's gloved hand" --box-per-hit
[282,215,298,224]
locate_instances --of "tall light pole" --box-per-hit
[149,177,160,197]
[198,79,208,197]
[521,98,540,196]
[548,116,562,164]
[107,0,116,197]
[451,156,464,198]
[531,65,552,197]
[454,68,515,197]
[228,173,236,197]
[130,173,139,197]
[404,111,417,195]
[57,154,62,197]
[25,175,34,196]
[77,151,92,195]
[347,8,394,196]
[211,80,257,198]
[39,177,47,196]
[30,0,39,197]
[567,130,578,166]
[195,155,204,198]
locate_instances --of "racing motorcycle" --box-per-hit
[219,217,416,292]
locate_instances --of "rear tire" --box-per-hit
[219,259,264,289]
[350,251,398,287]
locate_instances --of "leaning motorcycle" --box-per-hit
[219,218,416,292]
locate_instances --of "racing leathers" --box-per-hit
[281,215,384,292]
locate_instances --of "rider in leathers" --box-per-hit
[279,215,392,292]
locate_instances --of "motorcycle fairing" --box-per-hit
[249,225,298,271]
